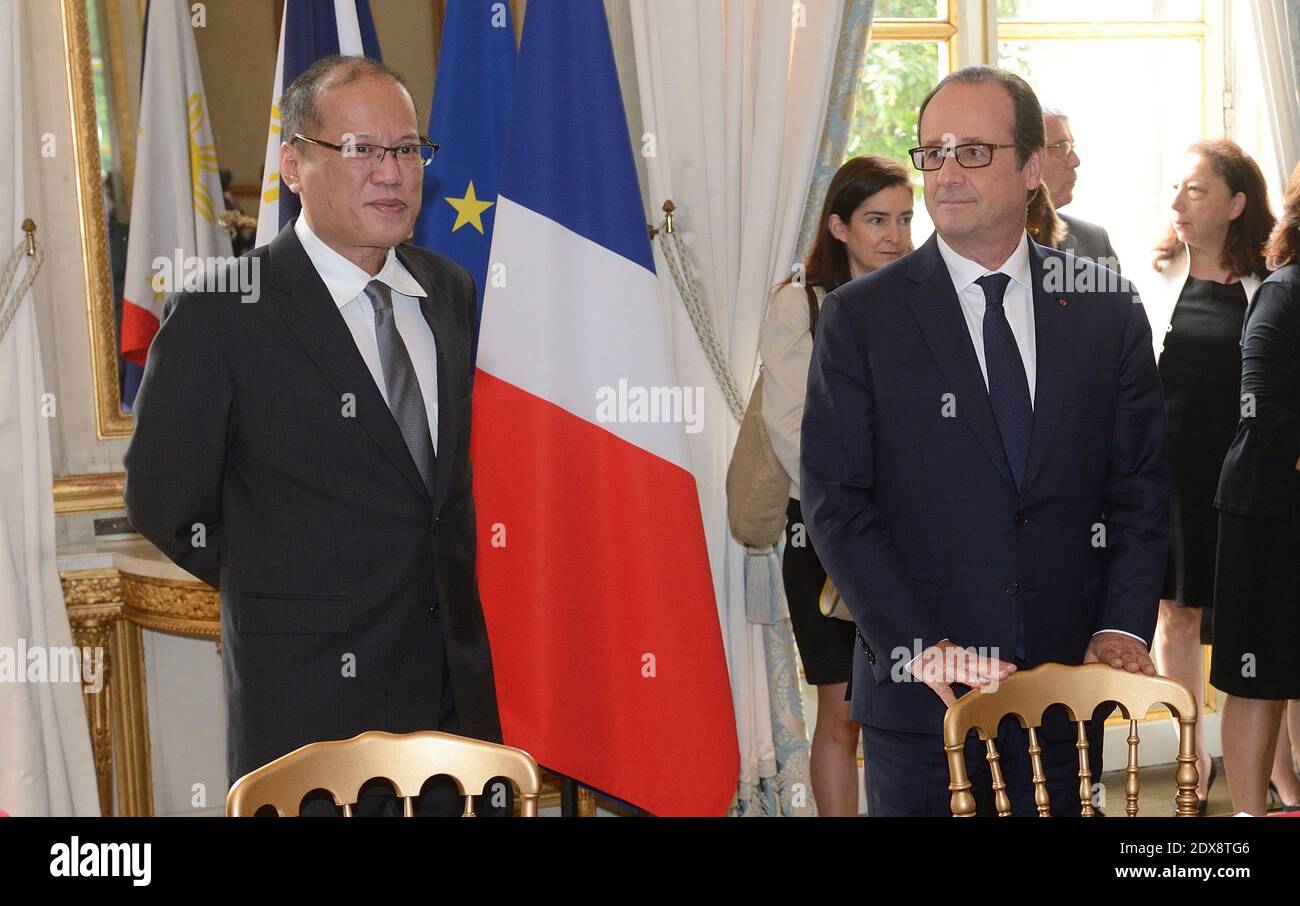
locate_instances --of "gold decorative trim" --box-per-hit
[101,0,136,218]
[54,472,126,515]
[120,573,221,640]
[110,621,153,815]
[61,563,220,816]
[62,0,133,439]
[60,567,123,606]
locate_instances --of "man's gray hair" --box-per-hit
[280,54,416,146]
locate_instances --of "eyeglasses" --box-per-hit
[293,133,439,167]
[908,142,1017,171]
[1045,139,1077,157]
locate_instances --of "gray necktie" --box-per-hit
[364,280,436,495]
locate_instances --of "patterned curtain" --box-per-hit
[794,0,878,263]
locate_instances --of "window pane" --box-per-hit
[845,40,947,242]
[876,0,947,20]
[998,0,1202,20]
[847,40,946,172]
[999,38,1203,275]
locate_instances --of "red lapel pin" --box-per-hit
[1058,298,1068,306]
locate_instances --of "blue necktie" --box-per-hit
[975,272,1031,661]
[976,273,1032,489]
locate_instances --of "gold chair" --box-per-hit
[226,730,542,817]
[943,662,1199,817]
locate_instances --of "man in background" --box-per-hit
[1042,106,1122,271]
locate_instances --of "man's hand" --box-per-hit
[906,639,1018,708]
[1084,631,1157,675]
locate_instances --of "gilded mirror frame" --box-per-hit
[61,0,134,440]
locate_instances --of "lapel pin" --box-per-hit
[1058,298,1068,306]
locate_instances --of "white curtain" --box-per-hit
[628,0,844,808]
[0,0,100,816]
[1250,0,1300,187]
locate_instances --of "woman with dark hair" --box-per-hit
[1025,181,1067,249]
[1138,139,1275,813]
[758,154,913,815]
[1212,160,1300,815]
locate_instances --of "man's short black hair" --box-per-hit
[917,65,1045,168]
[280,54,416,146]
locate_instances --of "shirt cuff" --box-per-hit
[1093,628,1148,647]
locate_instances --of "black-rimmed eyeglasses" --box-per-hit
[908,142,1017,171]
[293,132,439,167]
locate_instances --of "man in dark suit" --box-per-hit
[124,56,505,815]
[800,66,1169,816]
[1041,106,1121,271]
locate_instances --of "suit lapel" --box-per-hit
[1021,240,1079,493]
[398,245,462,515]
[905,236,1016,490]
[266,222,434,509]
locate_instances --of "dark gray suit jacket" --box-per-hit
[1061,212,1121,273]
[124,219,503,785]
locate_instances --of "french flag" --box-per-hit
[472,1,739,815]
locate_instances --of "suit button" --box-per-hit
[1014,511,1029,527]
[857,630,875,664]
[432,515,440,534]
[1004,582,1021,595]
[429,603,441,619]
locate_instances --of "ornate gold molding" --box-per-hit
[101,0,136,218]
[61,563,219,816]
[54,472,126,515]
[62,0,133,439]
[120,573,220,640]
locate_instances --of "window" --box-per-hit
[997,0,1215,273]
[841,1,1275,274]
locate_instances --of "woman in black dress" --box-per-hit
[1213,162,1300,815]
[1146,140,1274,811]
[759,156,913,815]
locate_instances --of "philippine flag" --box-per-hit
[119,0,231,396]
[253,0,381,249]
[472,0,739,816]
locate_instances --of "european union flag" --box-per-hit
[412,0,517,358]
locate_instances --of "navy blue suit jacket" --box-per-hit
[800,233,1169,735]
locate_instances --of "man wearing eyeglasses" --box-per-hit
[800,66,1169,816]
[1041,106,1122,272]
[125,55,507,815]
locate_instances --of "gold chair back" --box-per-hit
[226,730,542,817]
[942,662,1199,817]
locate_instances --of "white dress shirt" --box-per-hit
[295,214,439,453]
[936,231,1037,405]
[925,231,1146,653]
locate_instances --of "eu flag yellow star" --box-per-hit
[444,180,495,234]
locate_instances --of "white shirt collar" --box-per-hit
[294,213,427,309]
[935,231,1033,296]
